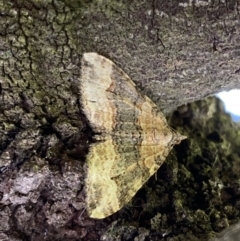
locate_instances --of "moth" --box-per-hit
[80,53,186,219]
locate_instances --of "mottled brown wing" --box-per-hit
[86,132,180,219]
[80,53,186,219]
[80,52,167,134]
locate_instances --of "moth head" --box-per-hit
[171,131,187,146]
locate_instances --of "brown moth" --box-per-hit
[80,53,186,219]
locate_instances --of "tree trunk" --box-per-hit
[0,0,240,240]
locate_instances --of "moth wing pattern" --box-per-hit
[80,52,186,219]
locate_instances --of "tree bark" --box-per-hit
[0,0,240,240]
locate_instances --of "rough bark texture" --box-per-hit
[1,0,240,241]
